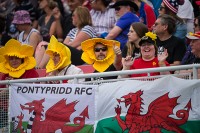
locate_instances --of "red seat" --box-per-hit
[77,65,95,74]
[36,69,47,77]
[0,72,4,80]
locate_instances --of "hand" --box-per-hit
[113,43,121,55]
[158,49,168,62]
[123,56,135,67]
[5,76,13,80]
[53,7,61,20]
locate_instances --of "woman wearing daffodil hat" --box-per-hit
[121,32,170,78]
[45,35,84,83]
[0,39,39,87]
[81,38,121,80]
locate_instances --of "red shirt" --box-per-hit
[0,69,39,111]
[0,69,39,88]
[130,57,169,77]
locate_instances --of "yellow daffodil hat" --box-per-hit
[46,35,71,73]
[0,39,36,78]
[81,38,120,72]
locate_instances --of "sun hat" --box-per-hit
[81,38,120,72]
[12,10,31,24]
[0,39,36,78]
[110,0,139,12]
[163,0,185,14]
[186,32,200,40]
[46,35,71,73]
[139,32,157,46]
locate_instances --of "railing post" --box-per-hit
[73,78,78,84]
[192,65,198,79]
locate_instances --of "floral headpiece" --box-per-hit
[81,38,120,72]
[46,35,71,73]
[139,32,157,46]
[145,32,157,41]
[0,39,36,78]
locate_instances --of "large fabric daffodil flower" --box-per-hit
[46,35,71,73]
[0,39,36,78]
[145,32,157,41]
[81,38,120,72]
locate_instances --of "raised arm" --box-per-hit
[105,26,122,40]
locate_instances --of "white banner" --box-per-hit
[10,83,97,133]
[95,76,200,133]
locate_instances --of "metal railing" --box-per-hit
[0,64,200,131]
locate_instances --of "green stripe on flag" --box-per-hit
[95,117,200,133]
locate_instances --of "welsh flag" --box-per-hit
[95,76,200,133]
[10,83,97,133]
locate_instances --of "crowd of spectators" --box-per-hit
[0,0,200,82]
[1,0,200,130]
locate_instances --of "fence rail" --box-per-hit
[0,64,200,131]
[0,64,200,85]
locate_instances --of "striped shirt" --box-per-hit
[67,25,97,42]
[90,8,116,34]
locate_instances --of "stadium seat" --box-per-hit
[36,69,47,77]
[77,65,95,74]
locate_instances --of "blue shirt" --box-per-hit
[115,12,139,50]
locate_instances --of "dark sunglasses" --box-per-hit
[115,6,121,11]
[94,47,107,52]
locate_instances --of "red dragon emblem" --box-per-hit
[15,98,89,133]
[115,90,191,133]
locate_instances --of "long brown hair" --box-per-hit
[126,22,148,56]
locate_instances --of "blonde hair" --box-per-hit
[74,6,92,29]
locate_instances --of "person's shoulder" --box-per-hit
[122,12,140,21]
[82,25,93,29]
[68,65,84,74]
[170,36,185,43]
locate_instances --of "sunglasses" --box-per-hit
[94,47,108,52]
[115,6,121,11]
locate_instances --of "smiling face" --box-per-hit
[53,52,60,66]
[140,42,156,61]
[94,43,108,60]
[8,56,23,68]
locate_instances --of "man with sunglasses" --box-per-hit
[81,38,122,80]
[153,14,186,66]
